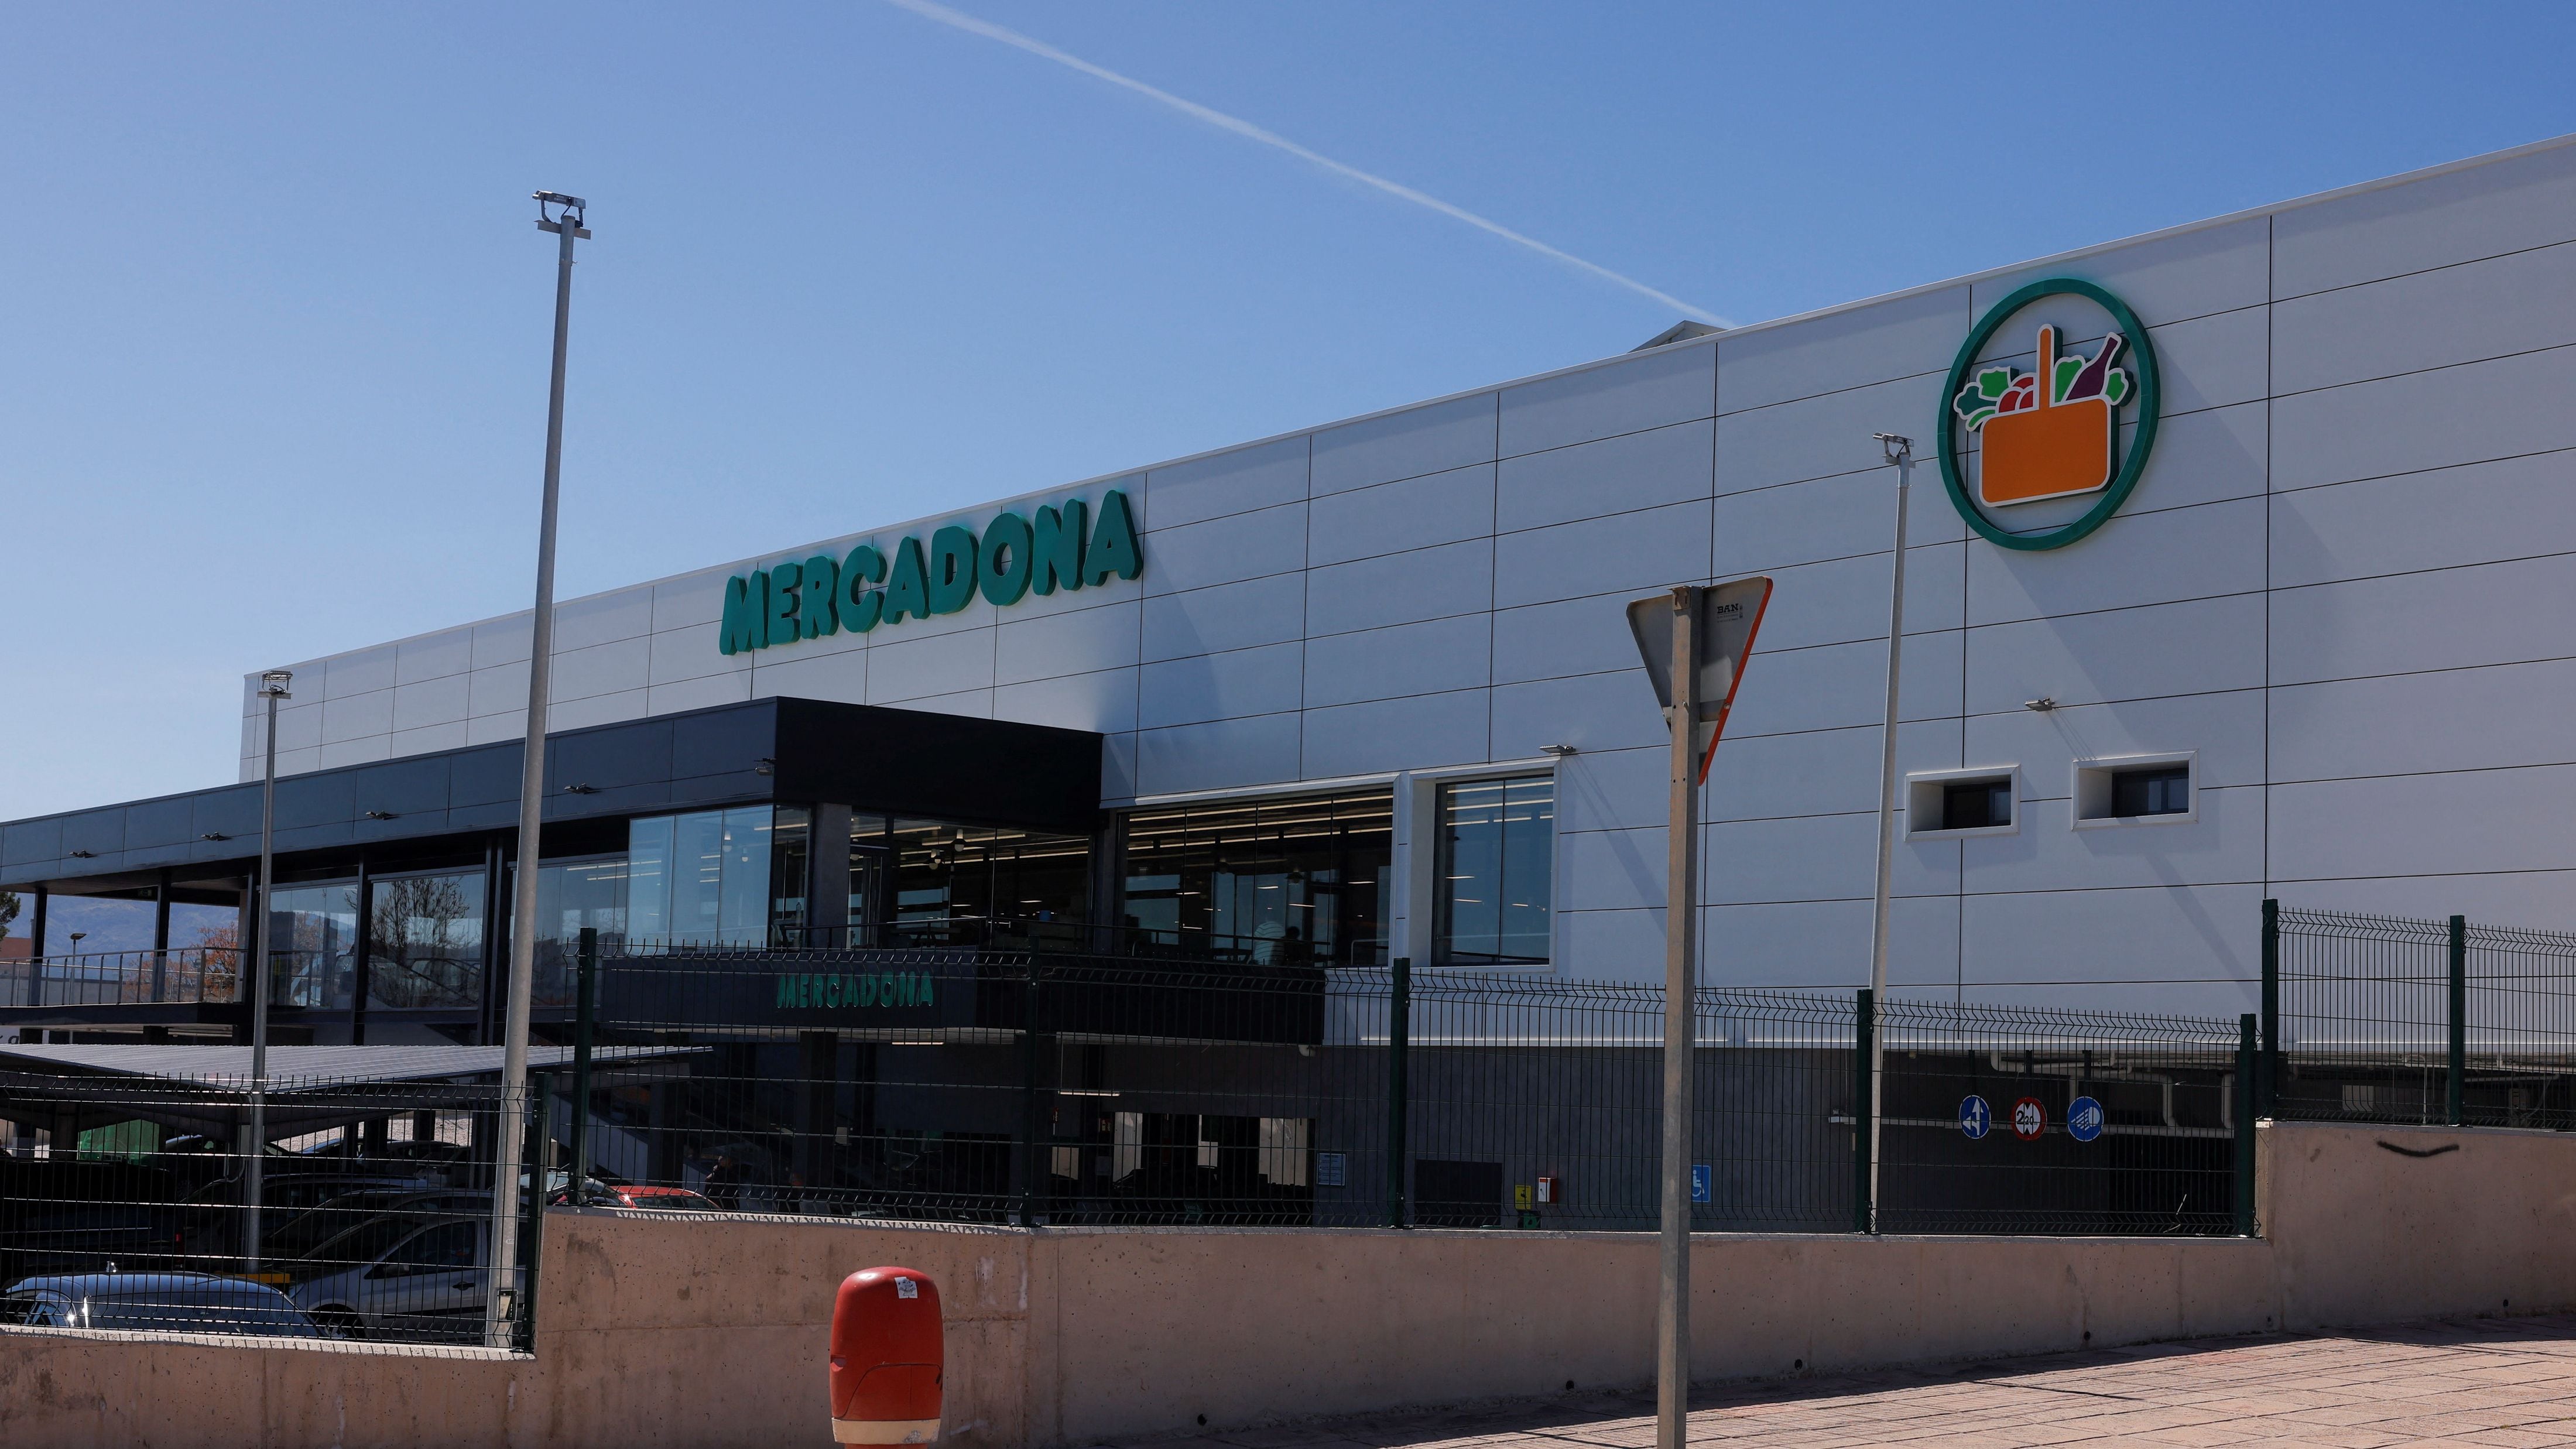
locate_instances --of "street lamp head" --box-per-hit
[1873,432,1914,465]
[533,190,590,235]
[258,669,293,700]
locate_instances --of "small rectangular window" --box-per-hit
[1433,776,1554,965]
[2073,752,2197,827]
[1903,768,2019,839]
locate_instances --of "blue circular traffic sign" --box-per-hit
[2067,1095,2106,1143]
[1958,1094,1992,1140]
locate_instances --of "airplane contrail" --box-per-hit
[879,0,1729,325]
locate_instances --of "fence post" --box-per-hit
[516,1070,550,1352]
[569,927,597,1195]
[1386,957,1410,1229]
[1852,987,1875,1235]
[1018,967,1043,1226]
[2448,913,2467,1128]
[2259,898,2280,1115]
[2234,1013,2257,1237]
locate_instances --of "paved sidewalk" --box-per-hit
[1119,1316,2576,1448]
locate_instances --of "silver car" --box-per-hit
[286,1217,489,1342]
[3,1272,319,1337]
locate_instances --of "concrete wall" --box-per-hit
[3,1120,2571,1449]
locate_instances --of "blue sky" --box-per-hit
[7,2,2576,820]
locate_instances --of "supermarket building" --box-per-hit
[12,132,2576,1041]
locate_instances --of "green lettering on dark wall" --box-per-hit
[718,491,1143,656]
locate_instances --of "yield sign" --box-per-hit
[1626,576,1774,783]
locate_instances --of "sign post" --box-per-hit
[1626,576,1772,1449]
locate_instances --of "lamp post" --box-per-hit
[487,190,589,1349]
[246,666,292,1272]
[1862,434,1913,1232]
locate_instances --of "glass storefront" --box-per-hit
[627,806,780,946]
[268,881,360,1009]
[854,817,1089,941]
[366,868,486,1010]
[1431,776,1554,965]
[1119,789,1391,965]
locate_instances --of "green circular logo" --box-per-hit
[1938,278,2160,551]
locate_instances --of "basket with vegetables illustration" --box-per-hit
[1952,324,2133,507]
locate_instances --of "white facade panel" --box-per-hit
[2271,344,2576,494]
[1973,217,2270,329]
[1306,463,1493,567]
[1965,495,2265,626]
[1552,745,1665,836]
[2269,450,2576,589]
[1144,435,1308,531]
[547,689,649,732]
[395,628,475,686]
[747,648,869,708]
[2273,239,2576,394]
[1300,613,1489,708]
[1716,287,1968,415]
[1304,539,1489,637]
[1967,688,2266,794]
[1488,590,1639,686]
[993,667,1140,737]
[1140,574,1304,662]
[2268,553,2576,688]
[2270,660,2576,785]
[1713,376,1940,501]
[1138,501,1306,596]
[1489,670,1665,759]
[553,588,655,655]
[1752,543,1964,653]
[1963,594,2266,715]
[865,630,995,704]
[1496,343,1714,459]
[549,635,651,704]
[1137,642,1303,730]
[324,646,397,700]
[2270,763,2576,882]
[391,675,471,733]
[1495,419,1712,533]
[1728,631,1964,738]
[994,599,1142,686]
[1134,713,1302,797]
[1493,499,1709,610]
[2270,141,2576,299]
[1310,392,1496,496]
[319,690,393,745]
[1300,688,1488,779]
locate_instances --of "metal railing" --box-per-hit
[2265,900,2576,1129]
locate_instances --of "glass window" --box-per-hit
[890,822,1090,941]
[1119,790,1392,965]
[367,869,486,1010]
[1433,776,1554,966]
[2112,766,2190,817]
[1943,780,2012,831]
[770,807,810,941]
[268,881,359,1009]
[626,807,779,946]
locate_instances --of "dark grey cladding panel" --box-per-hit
[450,744,522,808]
[351,756,451,820]
[3,818,63,868]
[773,698,1100,834]
[673,703,777,781]
[192,788,262,844]
[550,720,675,795]
[668,771,770,809]
[61,810,125,858]
[448,801,519,832]
[126,797,196,851]
[545,782,675,821]
[273,820,357,854]
[273,772,355,831]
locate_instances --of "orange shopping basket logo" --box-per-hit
[1952,324,2134,507]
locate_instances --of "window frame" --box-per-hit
[1902,765,2023,841]
[2071,751,2200,829]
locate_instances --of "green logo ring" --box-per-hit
[1937,277,2161,552]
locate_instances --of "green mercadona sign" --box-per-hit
[777,969,937,1011]
[720,490,1143,656]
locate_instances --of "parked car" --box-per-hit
[287,1217,489,1342]
[547,1180,718,1211]
[268,1188,491,1266]
[2,1272,320,1337]
[179,1171,439,1258]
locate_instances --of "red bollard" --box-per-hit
[830,1267,944,1444]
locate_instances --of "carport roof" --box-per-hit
[0,1042,692,1088]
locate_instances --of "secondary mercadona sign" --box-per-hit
[719,489,1144,656]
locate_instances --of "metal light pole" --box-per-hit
[487,190,589,1349]
[1862,433,1913,1232]
[246,667,292,1272]
[1655,585,1700,1449]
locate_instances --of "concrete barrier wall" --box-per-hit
[0,1120,2568,1448]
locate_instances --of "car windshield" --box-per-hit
[296,1215,441,1277]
